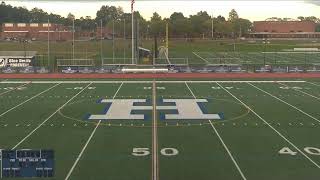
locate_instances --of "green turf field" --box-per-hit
[0,79,320,179]
[1,39,320,67]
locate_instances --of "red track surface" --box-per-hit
[0,73,320,79]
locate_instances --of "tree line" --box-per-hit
[1,1,319,38]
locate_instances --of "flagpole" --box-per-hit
[47,19,50,68]
[131,0,134,64]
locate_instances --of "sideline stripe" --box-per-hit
[216,82,320,169]
[152,80,159,180]
[192,52,210,63]
[185,82,247,180]
[11,83,93,150]
[0,83,60,118]
[248,83,320,123]
[278,82,320,101]
[0,80,306,84]
[0,82,30,96]
[64,120,101,180]
[64,82,124,180]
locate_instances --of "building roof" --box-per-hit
[0,51,37,57]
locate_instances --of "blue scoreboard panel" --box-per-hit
[1,149,54,178]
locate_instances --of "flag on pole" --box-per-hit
[131,0,135,12]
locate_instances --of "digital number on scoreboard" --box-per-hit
[0,149,54,178]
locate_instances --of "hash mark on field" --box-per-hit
[0,83,30,96]
[278,82,320,101]
[0,83,60,118]
[185,82,247,180]
[217,82,320,169]
[11,83,93,150]
[248,83,320,123]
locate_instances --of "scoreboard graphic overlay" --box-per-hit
[1,149,54,178]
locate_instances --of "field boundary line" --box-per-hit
[185,82,247,180]
[11,83,93,150]
[0,82,30,96]
[152,80,159,180]
[0,83,60,118]
[0,80,306,84]
[64,120,101,180]
[192,52,210,64]
[64,82,124,180]
[216,82,320,168]
[248,83,320,123]
[278,82,320,101]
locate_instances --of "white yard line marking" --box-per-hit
[0,80,306,84]
[307,82,320,87]
[152,80,159,180]
[0,82,30,96]
[216,82,320,169]
[113,82,123,99]
[208,120,247,180]
[11,83,93,150]
[0,83,60,118]
[185,82,247,180]
[248,83,320,123]
[192,52,210,64]
[278,82,320,101]
[64,120,101,180]
[64,82,123,180]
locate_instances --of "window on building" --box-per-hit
[4,23,14,27]
[30,23,39,27]
[43,23,52,27]
[17,23,26,27]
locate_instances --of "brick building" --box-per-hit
[0,23,112,41]
[250,21,320,38]
[1,23,73,41]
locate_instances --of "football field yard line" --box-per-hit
[64,120,101,180]
[185,82,247,180]
[216,82,320,169]
[64,82,124,180]
[192,52,210,64]
[11,83,93,150]
[277,82,320,101]
[0,82,30,96]
[152,80,159,180]
[307,82,320,87]
[248,83,320,123]
[0,83,60,118]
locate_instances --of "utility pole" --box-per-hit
[211,13,214,40]
[72,19,75,60]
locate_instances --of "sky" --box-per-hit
[4,0,320,21]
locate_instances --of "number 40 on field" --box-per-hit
[279,147,320,156]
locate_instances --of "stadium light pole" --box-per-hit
[47,19,50,68]
[131,0,135,64]
[100,20,103,66]
[112,20,115,64]
[124,18,126,63]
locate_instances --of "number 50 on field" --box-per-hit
[132,148,179,157]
